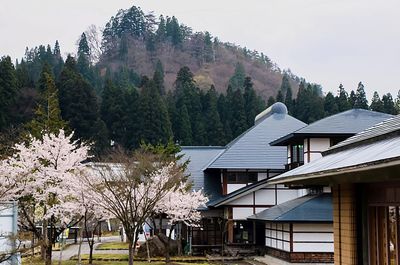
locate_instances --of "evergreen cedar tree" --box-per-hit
[1,4,399,156]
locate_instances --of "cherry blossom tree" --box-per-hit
[0,130,90,265]
[155,183,208,262]
[81,150,185,265]
[73,177,109,265]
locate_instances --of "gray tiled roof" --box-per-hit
[327,114,400,153]
[179,146,225,200]
[270,115,400,185]
[207,104,306,170]
[248,193,332,222]
[271,109,393,146]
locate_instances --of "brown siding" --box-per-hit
[333,184,358,265]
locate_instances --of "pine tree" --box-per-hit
[276,90,284,103]
[267,96,276,107]
[282,74,293,114]
[100,79,128,146]
[27,65,67,139]
[324,92,339,116]
[78,33,90,59]
[294,82,324,123]
[58,56,108,153]
[370,91,384,112]
[230,89,247,138]
[228,63,246,90]
[204,86,225,145]
[204,31,214,62]
[54,40,61,58]
[153,60,165,95]
[382,93,397,115]
[336,84,351,112]
[280,74,290,96]
[137,78,172,145]
[175,104,192,145]
[0,56,18,130]
[354,82,368,109]
[166,16,183,46]
[349,90,356,108]
[124,86,140,149]
[174,67,205,145]
[396,90,400,114]
[156,15,167,42]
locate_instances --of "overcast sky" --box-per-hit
[1,0,399,98]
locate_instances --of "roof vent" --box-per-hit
[255,102,288,124]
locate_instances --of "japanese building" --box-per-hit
[271,114,400,265]
[180,103,393,263]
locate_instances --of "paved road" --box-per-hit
[52,236,129,261]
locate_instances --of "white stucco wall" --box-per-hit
[232,207,254,220]
[265,222,333,253]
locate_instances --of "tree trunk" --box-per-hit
[41,219,48,260]
[128,241,134,265]
[165,238,170,264]
[45,244,53,265]
[88,242,94,265]
[144,230,150,262]
[177,223,182,256]
[58,232,64,265]
[165,226,174,264]
[159,216,163,235]
[31,231,35,259]
[77,223,84,265]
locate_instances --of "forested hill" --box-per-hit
[97,6,301,99]
[1,4,399,157]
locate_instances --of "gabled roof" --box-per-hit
[327,114,400,153]
[270,115,400,185]
[207,103,306,170]
[248,193,332,222]
[271,109,393,146]
[179,146,225,200]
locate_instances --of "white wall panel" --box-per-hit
[310,152,323,161]
[227,184,246,194]
[255,207,268,214]
[232,207,253,220]
[258,172,267,181]
[293,232,333,242]
[277,189,299,204]
[255,189,276,205]
[228,193,253,205]
[310,138,331,151]
[293,223,333,232]
[293,242,334,252]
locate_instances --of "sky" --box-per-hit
[1,0,399,98]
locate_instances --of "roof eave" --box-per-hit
[269,157,400,186]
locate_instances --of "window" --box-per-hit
[369,206,400,265]
[290,144,304,163]
[226,172,258,183]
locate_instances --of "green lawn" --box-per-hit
[22,257,130,265]
[71,254,208,263]
[22,258,209,265]
[96,242,130,250]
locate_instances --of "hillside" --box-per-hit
[97,6,300,99]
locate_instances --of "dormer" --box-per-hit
[270,109,394,170]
